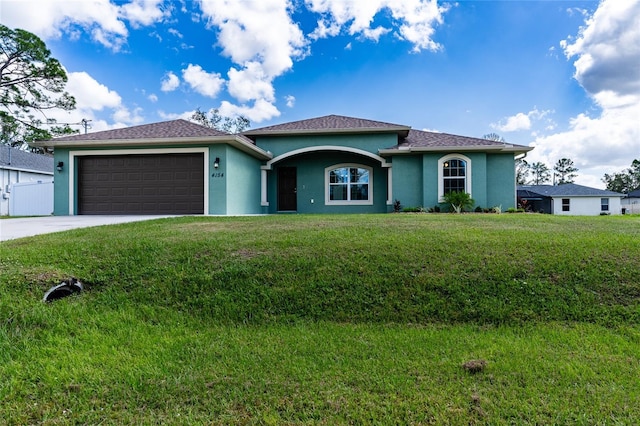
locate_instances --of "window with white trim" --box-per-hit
[601,198,609,211]
[443,159,466,194]
[562,198,570,212]
[438,154,472,200]
[325,164,373,205]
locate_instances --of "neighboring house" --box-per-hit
[0,145,54,216]
[621,188,640,214]
[517,184,623,215]
[32,115,532,216]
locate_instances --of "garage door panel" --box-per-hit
[78,153,204,215]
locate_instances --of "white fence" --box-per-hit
[9,181,54,216]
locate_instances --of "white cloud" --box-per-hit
[196,0,308,122]
[158,110,195,121]
[528,0,640,188]
[492,108,554,133]
[112,106,144,126]
[40,71,143,132]
[182,64,225,98]
[285,95,296,108]
[0,0,166,51]
[561,0,640,103]
[120,0,168,28]
[148,94,159,103]
[493,112,531,132]
[168,28,184,38]
[306,0,449,52]
[227,62,274,103]
[161,72,180,92]
[218,99,281,123]
[66,71,122,111]
[199,0,307,77]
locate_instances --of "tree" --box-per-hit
[442,191,474,213]
[553,158,578,184]
[530,162,550,185]
[191,107,250,133]
[1,24,76,148]
[602,159,640,193]
[482,132,505,142]
[515,158,530,185]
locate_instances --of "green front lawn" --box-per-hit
[1,214,639,424]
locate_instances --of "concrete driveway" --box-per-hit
[0,216,176,241]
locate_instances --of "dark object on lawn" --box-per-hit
[43,278,83,302]
[462,359,487,374]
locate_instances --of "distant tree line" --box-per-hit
[515,157,579,185]
[601,159,640,193]
[483,134,579,186]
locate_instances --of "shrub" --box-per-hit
[403,206,425,213]
[442,191,474,213]
[393,199,402,213]
[475,206,483,213]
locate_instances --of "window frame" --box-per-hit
[438,154,472,201]
[562,198,570,212]
[601,197,609,211]
[325,163,373,206]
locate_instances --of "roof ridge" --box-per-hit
[244,114,410,134]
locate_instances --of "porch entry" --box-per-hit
[278,166,297,211]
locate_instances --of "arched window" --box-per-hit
[325,164,373,205]
[438,154,472,200]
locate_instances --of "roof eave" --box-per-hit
[379,145,533,155]
[244,126,411,138]
[30,135,273,160]
[0,164,53,175]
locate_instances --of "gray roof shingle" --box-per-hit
[245,114,531,152]
[518,184,623,197]
[398,129,519,149]
[51,119,229,142]
[244,114,411,135]
[624,188,640,198]
[0,145,53,173]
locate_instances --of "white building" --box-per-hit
[517,184,624,216]
[621,189,640,214]
[0,146,54,216]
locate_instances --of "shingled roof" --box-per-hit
[0,145,53,174]
[398,129,515,149]
[245,114,531,154]
[243,114,411,137]
[31,119,270,159]
[518,184,623,197]
[50,119,229,142]
[378,128,532,154]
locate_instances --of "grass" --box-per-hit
[1,214,639,424]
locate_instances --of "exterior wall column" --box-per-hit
[261,168,269,206]
[387,166,393,205]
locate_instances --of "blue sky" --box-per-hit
[2,0,639,188]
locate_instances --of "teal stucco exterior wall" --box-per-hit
[486,153,517,210]
[208,145,263,215]
[53,148,71,215]
[390,155,422,209]
[264,151,390,214]
[257,133,396,214]
[388,152,516,211]
[257,133,397,157]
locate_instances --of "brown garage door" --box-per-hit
[78,153,204,214]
